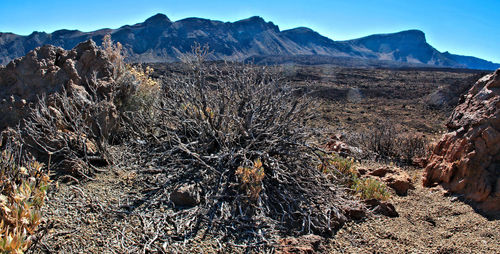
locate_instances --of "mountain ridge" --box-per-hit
[0,13,498,70]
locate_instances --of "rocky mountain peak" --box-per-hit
[232,16,279,33]
[144,13,171,26]
[396,29,427,42]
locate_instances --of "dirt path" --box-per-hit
[329,170,500,253]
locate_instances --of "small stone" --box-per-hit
[278,234,324,254]
[170,184,201,207]
[359,166,414,195]
[363,199,399,217]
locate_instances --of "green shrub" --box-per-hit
[351,176,390,201]
[318,153,390,201]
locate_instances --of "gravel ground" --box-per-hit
[329,170,500,254]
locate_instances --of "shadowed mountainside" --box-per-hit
[1,13,499,70]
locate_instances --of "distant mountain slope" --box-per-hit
[1,13,498,70]
[345,30,461,67]
[442,52,500,70]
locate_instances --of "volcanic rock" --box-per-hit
[324,134,362,156]
[0,39,116,130]
[170,184,201,207]
[278,234,324,254]
[0,40,120,175]
[363,199,399,217]
[423,69,500,216]
[358,166,414,195]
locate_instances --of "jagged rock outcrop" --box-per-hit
[423,69,500,216]
[0,39,116,130]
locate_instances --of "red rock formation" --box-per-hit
[424,69,500,215]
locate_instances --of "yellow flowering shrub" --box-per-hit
[0,150,49,253]
[101,34,161,114]
[125,64,161,113]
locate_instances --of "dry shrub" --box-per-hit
[122,45,361,245]
[102,34,161,115]
[23,88,114,177]
[397,133,428,163]
[20,34,159,177]
[102,34,125,76]
[116,65,161,114]
[0,135,49,252]
[350,121,429,164]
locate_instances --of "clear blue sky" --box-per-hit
[1,0,499,62]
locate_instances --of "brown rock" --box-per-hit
[0,40,121,174]
[0,40,115,130]
[424,69,500,216]
[344,206,367,220]
[170,184,201,207]
[324,135,362,156]
[363,199,399,217]
[358,166,414,195]
[278,234,324,254]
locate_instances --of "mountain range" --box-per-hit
[0,13,499,70]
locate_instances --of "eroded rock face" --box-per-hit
[424,69,500,215]
[0,40,115,130]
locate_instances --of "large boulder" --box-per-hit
[423,69,500,216]
[0,40,120,175]
[0,40,116,130]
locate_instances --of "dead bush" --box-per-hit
[349,122,429,164]
[20,35,159,177]
[22,87,115,177]
[122,45,361,246]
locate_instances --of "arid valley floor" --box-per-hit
[28,64,499,253]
